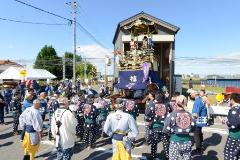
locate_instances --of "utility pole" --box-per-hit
[84,58,87,83]
[105,56,108,85]
[62,55,65,80]
[73,0,77,85]
[68,0,77,85]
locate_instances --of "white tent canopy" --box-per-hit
[34,69,56,79]
[0,66,56,80]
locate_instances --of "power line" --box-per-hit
[76,22,107,49]
[14,0,109,51]
[0,17,68,26]
[14,0,72,23]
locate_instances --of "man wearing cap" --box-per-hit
[19,99,43,160]
[51,97,77,160]
[191,90,208,154]
[104,98,139,160]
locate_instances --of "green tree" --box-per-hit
[34,45,62,79]
[86,62,97,77]
[64,52,82,62]
[76,62,96,79]
[63,52,82,79]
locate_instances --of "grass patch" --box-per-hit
[182,84,225,105]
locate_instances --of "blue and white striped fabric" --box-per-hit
[196,116,208,127]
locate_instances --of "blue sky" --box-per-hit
[0,0,240,74]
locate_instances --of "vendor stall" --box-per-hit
[0,66,56,80]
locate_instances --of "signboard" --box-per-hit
[20,69,27,78]
[114,70,162,90]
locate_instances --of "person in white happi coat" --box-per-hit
[51,97,78,160]
[19,99,43,160]
[104,98,139,160]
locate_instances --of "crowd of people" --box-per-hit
[0,80,240,160]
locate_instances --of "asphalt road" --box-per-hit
[0,113,228,160]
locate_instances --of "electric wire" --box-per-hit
[0,17,69,25]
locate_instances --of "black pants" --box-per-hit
[41,114,46,121]
[224,136,240,160]
[5,103,10,113]
[194,127,203,149]
[83,126,96,147]
[76,116,84,139]
[145,124,151,144]
[150,129,169,159]
[0,106,4,123]
[97,116,107,136]
[13,111,20,132]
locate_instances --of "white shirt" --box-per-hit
[104,110,139,139]
[51,107,77,149]
[19,106,43,132]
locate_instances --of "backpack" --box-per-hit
[54,109,68,136]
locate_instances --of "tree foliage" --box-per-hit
[34,45,97,80]
[76,62,96,79]
[64,52,82,62]
[34,45,62,79]
[63,52,82,79]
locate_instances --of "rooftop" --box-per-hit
[0,60,19,66]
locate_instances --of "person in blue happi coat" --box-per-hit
[22,94,33,112]
[190,89,208,154]
[39,92,48,121]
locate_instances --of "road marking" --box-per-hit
[135,146,143,149]
[41,140,55,146]
[137,122,145,126]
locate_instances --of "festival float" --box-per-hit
[112,12,180,101]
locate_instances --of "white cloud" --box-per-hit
[77,44,114,75]
[215,52,240,60]
[175,52,240,75]
[77,44,113,58]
